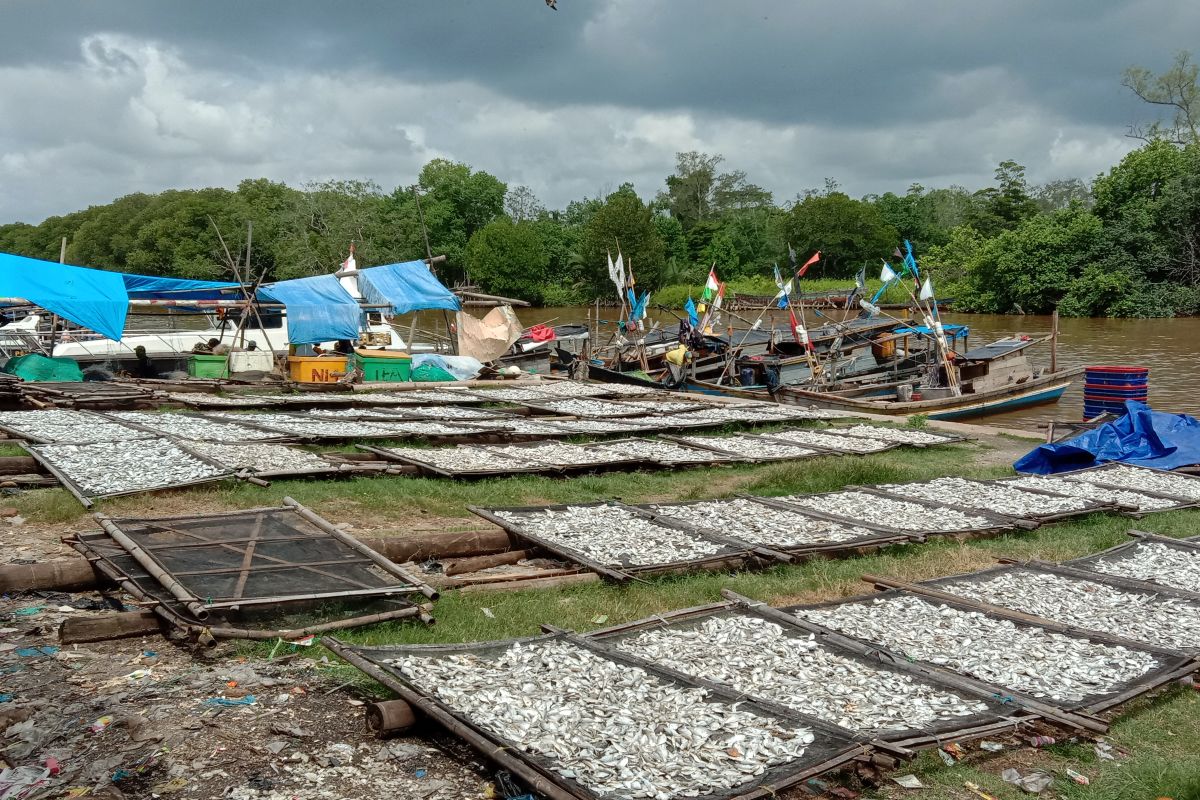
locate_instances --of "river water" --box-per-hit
[519,306,1199,430]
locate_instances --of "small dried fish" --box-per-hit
[1007,475,1178,512]
[0,410,146,443]
[389,639,815,799]
[883,477,1096,518]
[37,438,226,496]
[937,568,1200,652]
[649,498,883,548]
[794,595,1160,702]
[677,434,817,460]
[600,439,740,465]
[379,445,528,473]
[1087,542,1200,594]
[486,442,640,467]
[493,505,729,567]
[106,411,283,441]
[532,398,649,418]
[835,424,961,446]
[1067,464,1200,502]
[763,428,892,453]
[783,491,994,532]
[183,441,335,474]
[615,614,990,732]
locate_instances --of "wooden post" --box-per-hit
[1050,308,1059,374]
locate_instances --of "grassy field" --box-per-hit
[14,430,1200,799]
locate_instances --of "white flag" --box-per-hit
[919,276,934,301]
[607,251,616,283]
[880,262,897,283]
[773,280,793,301]
[614,252,626,288]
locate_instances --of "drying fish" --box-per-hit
[368,389,484,405]
[473,387,558,403]
[529,382,615,398]
[934,568,1200,652]
[762,429,892,453]
[1087,542,1200,594]
[184,441,336,474]
[495,418,579,436]
[543,418,653,435]
[835,424,961,446]
[405,405,513,421]
[1066,464,1200,502]
[379,445,528,473]
[486,442,640,467]
[492,505,729,567]
[614,614,990,733]
[883,477,1097,518]
[106,410,284,441]
[35,438,227,496]
[305,407,412,420]
[678,434,818,460]
[783,491,994,532]
[647,499,881,548]
[0,409,147,444]
[388,639,816,799]
[1007,476,1178,513]
[794,595,1159,703]
[600,439,741,465]
[531,398,649,418]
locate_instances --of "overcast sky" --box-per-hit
[0,0,1194,223]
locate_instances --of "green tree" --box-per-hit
[1123,50,1200,145]
[777,192,899,277]
[581,185,666,294]
[658,151,771,230]
[966,160,1041,236]
[465,218,549,303]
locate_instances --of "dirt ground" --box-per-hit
[0,595,491,800]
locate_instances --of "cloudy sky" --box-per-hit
[0,0,1194,223]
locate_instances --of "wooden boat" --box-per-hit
[776,336,1080,420]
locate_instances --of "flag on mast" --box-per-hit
[919,276,934,302]
[701,266,719,302]
[796,251,820,278]
[614,251,626,291]
[606,250,616,283]
[880,262,898,283]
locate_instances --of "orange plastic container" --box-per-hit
[287,356,347,383]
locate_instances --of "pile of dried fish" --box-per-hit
[531,398,646,418]
[678,434,817,461]
[106,410,283,441]
[1007,476,1178,513]
[835,425,961,446]
[492,505,728,567]
[886,477,1097,518]
[599,439,739,465]
[586,382,660,396]
[35,438,227,496]
[368,389,483,405]
[646,499,881,548]
[168,392,274,407]
[406,405,512,421]
[783,491,995,532]
[305,407,410,420]
[763,429,892,453]
[530,382,613,398]
[936,568,1200,652]
[544,418,652,435]
[379,446,526,473]
[1087,543,1200,594]
[794,595,1160,703]
[629,400,710,415]
[487,442,638,467]
[1066,465,1200,502]
[0,410,146,443]
[615,615,990,732]
[389,640,816,799]
[184,441,336,474]
[494,419,577,436]
[473,387,557,403]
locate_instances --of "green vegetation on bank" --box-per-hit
[3,53,1199,319]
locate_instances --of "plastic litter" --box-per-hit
[89,715,114,734]
[203,695,257,707]
[893,774,926,789]
[1065,768,1090,785]
[14,646,58,658]
[1002,768,1053,793]
[979,741,1005,752]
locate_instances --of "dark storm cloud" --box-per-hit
[0,0,1194,221]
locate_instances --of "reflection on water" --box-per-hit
[510,307,1197,430]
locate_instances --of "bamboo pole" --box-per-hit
[1050,308,1059,374]
[94,514,210,620]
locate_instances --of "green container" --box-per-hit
[188,354,230,378]
[355,354,412,382]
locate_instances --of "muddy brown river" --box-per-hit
[515,307,1196,431]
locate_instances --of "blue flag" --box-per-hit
[684,296,699,327]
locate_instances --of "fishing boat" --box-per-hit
[775,335,1081,420]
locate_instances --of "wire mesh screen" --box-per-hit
[105,507,416,606]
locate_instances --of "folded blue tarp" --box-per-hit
[1013,400,1200,474]
[259,274,361,345]
[0,253,130,340]
[122,273,238,298]
[358,260,461,316]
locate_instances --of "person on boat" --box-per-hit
[132,345,156,379]
[665,342,690,387]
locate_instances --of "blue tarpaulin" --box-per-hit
[892,324,969,339]
[122,274,238,298]
[1014,401,1200,474]
[357,260,460,316]
[0,252,130,340]
[259,274,361,345]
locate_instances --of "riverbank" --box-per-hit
[4,421,1199,799]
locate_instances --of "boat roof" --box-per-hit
[959,337,1038,361]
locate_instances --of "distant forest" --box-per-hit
[4,56,1199,317]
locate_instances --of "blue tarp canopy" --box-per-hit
[357,260,461,316]
[1014,401,1200,474]
[259,274,361,345]
[892,323,969,338]
[122,273,238,301]
[0,252,131,340]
